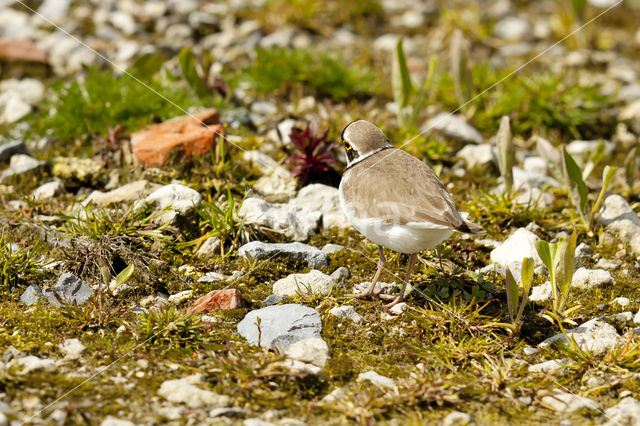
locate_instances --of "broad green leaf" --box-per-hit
[521,257,534,295]
[114,263,135,289]
[535,240,553,272]
[555,231,577,311]
[392,38,412,110]
[496,115,514,194]
[178,47,209,99]
[128,53,166,80]
[505,267,518,320]
[562,147,589,216]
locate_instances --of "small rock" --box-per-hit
[143,183,202,225]
[357,371,397,390]
[83,180,160,207]
[237,304,322,350]
[0,154,46,183]
[285,337,329,368]
[187,289,243,313]
[321,387,347,404]
[52,156,102,183]
[195,236,222,257]
[273,270,336,297]
[571,267,614,289]
[633,308,640,324]
[602,397,640,426]
[168,290,193,305]
[0,140,28,163]
[321,243,345,255]
[456,144,496,169]
[527,359,571,374]
[16,355,55,374]
[490,228,542,270]
[442,410,474,426]
[329,305,364,324]
[494,16,530,40]
[44,273,94,307]
[523,347,538,356]
[575,242,592,260]
[262,294,285,307]
[20,284,43,306]
[238,241,328,268]
[277,358,323,376]
[32,178,64,200]
[540,389,600,414]
[330,266,350,281]
[100,417,135,426]
[566,139,614,157]
[613,297,630,307]
[595,258,620,269]
[59,338,85,361]
[540,318,620,355]
[238,197,321,241]
[423,113,483,144]
[353,281,399,296]
[131,108,223,167]
[158,376,230,408]
[389,303,408,315]
[2,345,25,362]
[197,272,225,283]
[598,195,640,256]
[252,167,297,203]
[0,412,6,426]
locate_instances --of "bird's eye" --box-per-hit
[343,139,352,150]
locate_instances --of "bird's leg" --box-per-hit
[383,253,417,310]
[352,246,386,299]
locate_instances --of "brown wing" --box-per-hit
[342,148,481,232]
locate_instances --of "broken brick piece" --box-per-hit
[187,289,243,313]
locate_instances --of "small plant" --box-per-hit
[493,257,533,335]
[0,230,43,291]
[392,38,438,128]
[136,305,205,350]
[178,47,228,100]
[535,230,580,325]
[241,47,377,101]
[287,121,337,185]
[495,115,514,195]
[562,147,617,231]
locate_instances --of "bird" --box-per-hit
[338,120,484,309]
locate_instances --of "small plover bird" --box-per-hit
[338,120,484,309]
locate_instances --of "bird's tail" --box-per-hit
[456,220,485,234]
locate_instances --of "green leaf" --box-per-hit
[505,267,518,321]
[496,115,514,194]
[392,38,412,110]
[535,240,553,273]
[562,147,589,216]
[571,0,587,14]
[128,53,166,80]
[114,263,135,289]
[521,257,534,295]
[555,231,577,311]
[178,47,210,99]
[592,165,618,217]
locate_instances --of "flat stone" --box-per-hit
[527,359,571,374]
[52,156,102,183]
[0,140,28,163]
[197,272,225,283]
[238,197,321,241]
[489,228,542,272]
[59,338,85,360]
[237,304,322,350]
[571,267,614,289]
[285,337,329,368]
[252,167,297,203]
[423,113,483,144]
[598,195,640,256]
[330,266,350,281]
[329,305,364,323]
[456,144,495,169]
[187,289,243,313]
[442,410,474,426]
[262,294,285,307]
[131,108,223,167]
[16,355,55,374]
[494,16,530,40]
[32,179,64,201]
[613,297,630,307]
[566,139,614,157]
[0,38,47,64]
[540,389,600,414]
[83,180,160,207]
[539,318,620,355]
[44,273,94,307]
[168,290,193,305]
[195,236,222,258]
[20,284,43,306]
[0,154,46,183]
[602,397,640,426]
[143,183,202,225]
[357,371,397,390]
[238,241,328,268]
[277,359,323,376]
[158,375,230,408]
[272,269,335,297]
[321,243,345,255]
[100,417,135,426]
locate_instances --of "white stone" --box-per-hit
[490,228,542,270]
[0,412,6,426]
[442,410,473,426]
[252,167,297,203]
[598,195,640,256]
[571,267,614,289]
[522,156,548,176]
[277,359,323,376]
[0,94,31,124]
[321,387,347,404]
[423,113,483,144]
[357,371,397,390]
[32,179,64,201]
[602,397,640,426]
[527,359,571,374]
[242,150,279,175]
[291,184,348,230]
[238,197,321,241]
[389,302,408,315]
[100,417,135,426]
[273,270,335,297]
[59,338,85,360]
[285,338,329,368]
[196,236,222,258]
[0,78,45,105]
[143,184,202,225]
[456,144,495,169]
[158,376,229,408]
[540,318,620,355]
[634,308,640,324]
[613,297,630,307]
[83,180,159,207]
[595,258,621,269]
[16,355,55,374]
[540,389,600,413]
[168,290,193,305]
[566,139,614,157]
[529,281,553,302]
[494,16,530,40]
[373,34,416,53]
[329,305,364,324]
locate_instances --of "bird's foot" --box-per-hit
[344,289,381,300]
[382,295,404,311]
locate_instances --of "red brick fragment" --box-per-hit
[130,108,224,167]
[187,289,243,313]
[0,38,47,63]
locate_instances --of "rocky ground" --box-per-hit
[2,0,640,424]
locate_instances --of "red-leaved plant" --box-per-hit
[287,121,337,185]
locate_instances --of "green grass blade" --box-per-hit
[392,38,412,111]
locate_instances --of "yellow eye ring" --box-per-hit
[343,139,352,150]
